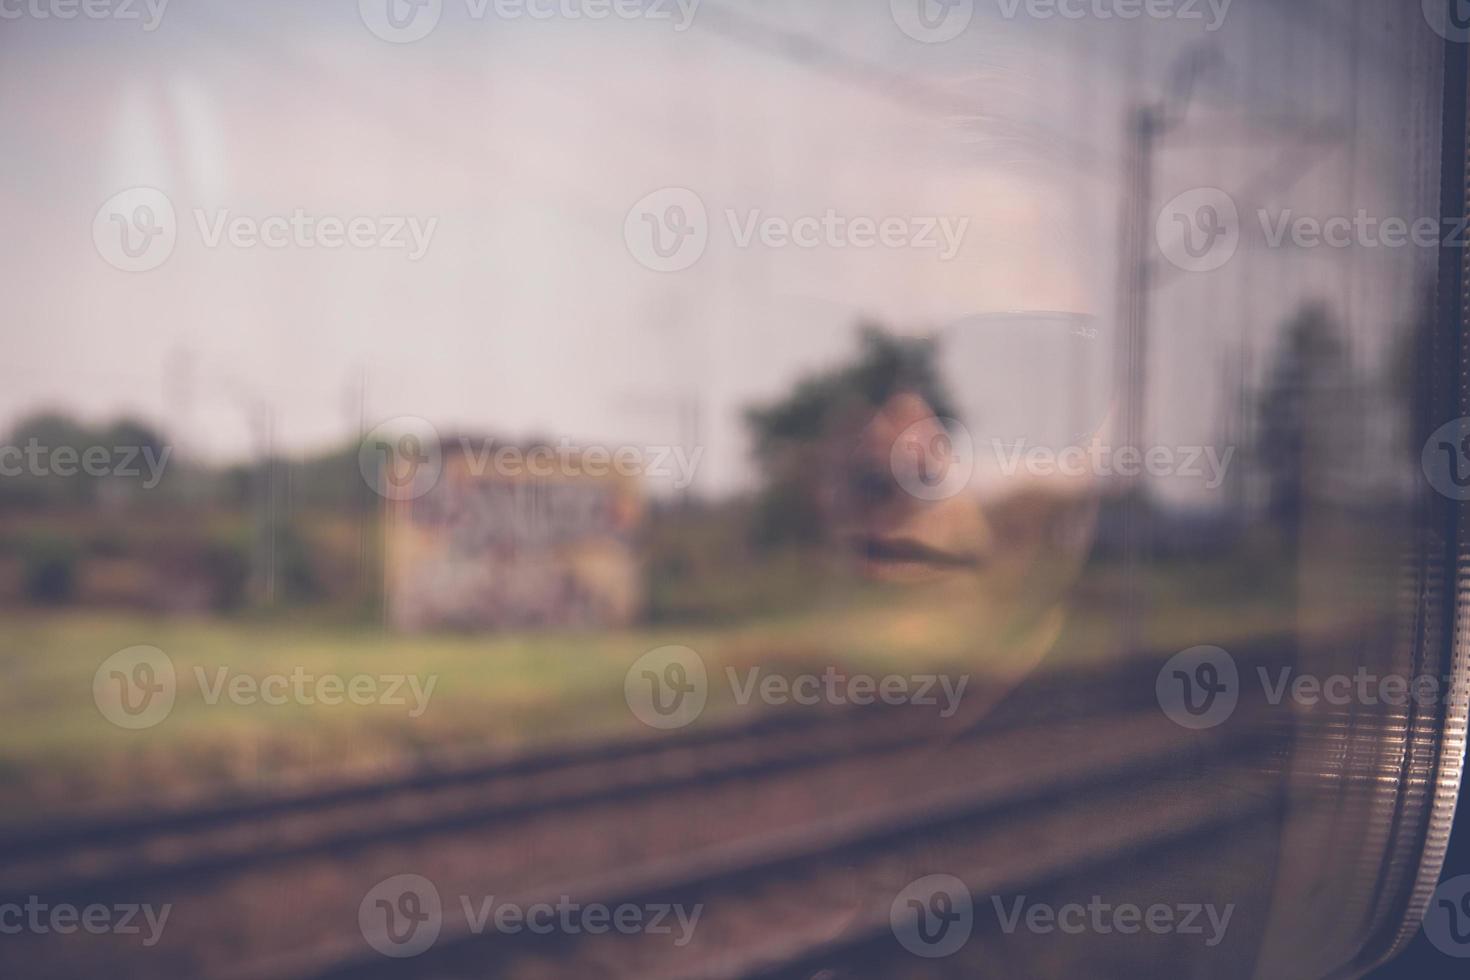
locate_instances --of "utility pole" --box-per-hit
[1113,44,1223,655]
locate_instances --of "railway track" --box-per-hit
[0,650,1231,903]
[0,643,1297,980]
[0,704,942,902]
[277,709,1287,980]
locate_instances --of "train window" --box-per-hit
[1,1,1468,978]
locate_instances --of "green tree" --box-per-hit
[744,324,955,546]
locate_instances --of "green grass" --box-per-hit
[0,554,1332,823]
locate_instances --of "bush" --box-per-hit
[20,535,78,604]
[273,523,324,603]
[198,537,252,611]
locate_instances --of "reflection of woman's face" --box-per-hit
[829,390,993,583]
[830,386,1101,646]
[821,387,1099,734]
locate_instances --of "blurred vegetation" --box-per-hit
[0,310,1394,629]
[743,324,955,548]
[19,534,78,605]
[642,499,863,624]
[5,325,956,625]
[0,408,374,619]
[0,411,170,510]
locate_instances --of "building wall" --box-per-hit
[384,448,643,631]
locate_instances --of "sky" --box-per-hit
[0,0,1442,497]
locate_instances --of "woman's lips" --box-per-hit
[849,533,981,570]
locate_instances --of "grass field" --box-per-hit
[0,553,1324,824]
